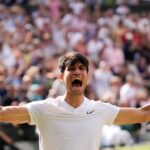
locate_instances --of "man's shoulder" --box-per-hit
[44,96,65,106]
[85,97,103,105]
[87,98,118,109]
[26,97,58,107]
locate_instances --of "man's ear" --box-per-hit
[59,73,64,81]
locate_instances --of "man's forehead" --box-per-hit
[67,62,85,67]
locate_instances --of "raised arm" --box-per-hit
[114,104,150,125]
[0,106,30,124]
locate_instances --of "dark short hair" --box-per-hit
[58,52,89,73]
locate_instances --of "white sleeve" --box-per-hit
[25,101,46,125]
[98,102,120,125]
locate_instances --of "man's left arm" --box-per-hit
[114,104,150,125]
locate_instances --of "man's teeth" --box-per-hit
[74,78,81,80]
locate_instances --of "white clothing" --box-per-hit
[101,125,134,146]
[87,39,104,62]
[120,83,137,102]
[25,96,119,150]
[0,44,16,69]
[94,69,113,98]
[69,1,85,15]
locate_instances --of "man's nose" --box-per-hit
[74,68,81,75]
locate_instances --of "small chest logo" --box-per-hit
[86,110,95,114]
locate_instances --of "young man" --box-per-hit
[0,52,150,150]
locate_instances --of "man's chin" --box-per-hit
[71,87,83,94]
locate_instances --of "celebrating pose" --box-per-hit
[0,52,150,150]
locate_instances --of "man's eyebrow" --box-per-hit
[79,64,86,67]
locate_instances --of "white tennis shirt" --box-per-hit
[25,96,120,150]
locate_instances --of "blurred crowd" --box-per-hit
[0,0,150,149]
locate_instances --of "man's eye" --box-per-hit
[68,67,75,71]
[80,67,86,71]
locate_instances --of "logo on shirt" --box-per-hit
[86,110,95,114]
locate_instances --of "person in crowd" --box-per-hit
[0,124,20,150]
[0,52,150,150]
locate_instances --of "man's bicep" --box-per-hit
[113,107,145,125]
[1,106,30,124]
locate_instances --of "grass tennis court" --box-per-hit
[116,143,150,150]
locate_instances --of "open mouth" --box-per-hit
[72,79,82,87]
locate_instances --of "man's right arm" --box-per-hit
[0,106,30,124]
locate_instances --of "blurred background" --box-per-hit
[0,0,150,150]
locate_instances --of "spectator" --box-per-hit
[94,61,113,99]
[0,1,149,149]
[102,39,125,74]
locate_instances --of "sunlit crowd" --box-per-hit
[0,0,150,149]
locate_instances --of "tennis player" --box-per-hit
[0,52,150,150]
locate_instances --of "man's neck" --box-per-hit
[64,93,84,108]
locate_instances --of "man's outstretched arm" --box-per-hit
[114,104,150,125]
[0,106,30,124]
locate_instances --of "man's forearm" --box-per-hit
[0,106,30,124]
[0,106,3,122]
[139,103,150,122]
[140,103,150,110]
[0,106,12,123]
